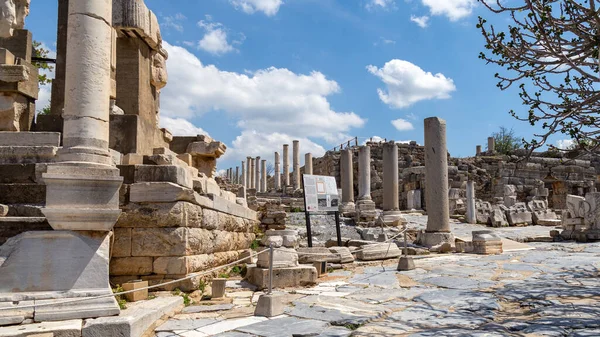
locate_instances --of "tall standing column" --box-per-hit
[476,145,481,156]
[283,144,290,187]
[235,166,239,184]
[487,137,495,154]
[274,152,281,190]
[355,146,376,225]
[466,181,476,224]
[255,156,261,192]
[305,153,313,175]
[250,158,255,189]
[261,160,267,192]
[246,156,251,188]
[382,142,405,225]
[241,161,246,188]
[421,117,454,247]
[339,148,355,215]
[293,140,300,189]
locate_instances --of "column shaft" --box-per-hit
[283,144,290,187]
[424,117,450,232]
[305,153,313,175]
[383,142,399,211]
[274,152,281,190]
[358,146,372,200]
[293,140,300,189]
[261,160,267,192]
[466,181,476,224]
[341,149,354,203]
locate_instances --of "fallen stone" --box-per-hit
[355,243,402,261]
[246,265,317,290]
[329,247,355,264]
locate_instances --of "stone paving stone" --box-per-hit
[407,328,510,337]
[413,289,500,311]
[182,304,235,313]
[212,332,253,337]
[197,316,270,335]
[386,305,490,331]
[286,295,388,325]
[348,270,400,289]
[346,287,432,303]
[236,316,330,336]
[420,276,495,290]
[155,319,217,332]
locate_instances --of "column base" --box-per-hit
[397,256,415,271]
[339,202,355,217]
[417,231,455,248]
[42,164,122,231]
[382,210,407,226]
[0,231,120,322]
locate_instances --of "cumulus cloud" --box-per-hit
[391,118,414,131]
[159,117,209,137]
[367,59,456,109]
[162,41,365,163]
[421,0,476,21]
[162,13,186,32]
[556,139,574,150]
[230,0,283,16]
[197,16,240,55]
[366,0,395,10]
[410,15,429,28]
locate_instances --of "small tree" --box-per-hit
[32,41,53,85]
[490,126,523,154]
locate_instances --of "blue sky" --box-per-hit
[27,0,573,170]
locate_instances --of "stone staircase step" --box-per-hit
[0,146,57,164]
[0,217,51,245]
[0,183,46,204]
[0,131,60,146]
[0,163,37,183]
[7,204,45,217]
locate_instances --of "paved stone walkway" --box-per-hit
[155,238,600,336]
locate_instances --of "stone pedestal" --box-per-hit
[466,181,476,224]
[283,144,290,188]
[339,148,355,216]
[274,151,280,190]
[420,117,454,247]
[397,256,415,271]
[292,140,300,190]
[254,294,284,317]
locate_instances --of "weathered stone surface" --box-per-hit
[152,251,243,274]
[110,257,153,276]
[329,246,355,263]
[0,319,82,337]
[355,243,402,261]
[297,247,341,263]
[134,165,193,189]
[257,247,298,268]
[246,265,317,290]
[117,201,203,228]
[0,131,60,146]
[506,208,533,226]
[129,182,196,203]
[0,145,56,164]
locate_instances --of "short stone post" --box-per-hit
[382,142,405,225]
[255,156,261,192]
[487,137,495,154]
[293,140,300,189]
[211,278,227,298]
[283,144,290,187]
[274,152,281,190]
[355,146,376,225]
[339,148,355,215]
[305,153,313,175]
[420,117,454,247]
[476,145,481,156]
[466,181,476,224]
[261,159,267,192]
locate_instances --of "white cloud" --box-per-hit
[363,136,386,144]
[366,0,395,10]
[162,41,365,163]
[222,130,326,165]
[367,59,456,109]
[230,0,283,16]
[556,139,574,150]
[391,118,414,131]
[159,117,209,137]
[421,0,476,21]
[162,13,186,32]
[197,17,238,55]
[410,15,429,28]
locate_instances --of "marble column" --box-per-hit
[250,158,255,189]
[476,145,481,156]
[382,142,405,225]
[487,137,495,154]
[283,144,290,187]
[466,181,476,224]
[305,153,313,175]
[246,156,251,188]
[235,166,239,184]
[293,140,300,189]
[261,160,267,192]
[255,156,261,192]
[241,161,246,188]
[420,117,454,247]
[274,152,281,190]
[339,148,355,215]
[355,146,376,224]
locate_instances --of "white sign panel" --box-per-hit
[303,174,340,212]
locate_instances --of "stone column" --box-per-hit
[487,137,495,154]
[420,117,454,247]
[49,0,68,116]
[246,156,251,188]
[293,140,300,189]
[382,142,405,225]
[283,144,290,187]
[305,153,313,175]
[339,148,355,215]
[235,166,239,184]
[355,146,376,225]
[466,181,476,224]
[241,161,246,188]
[476,145,481,156]
[255,156,261,192]
[250,158,255,189]
[274,152,281,190]
[261,159,267,192]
